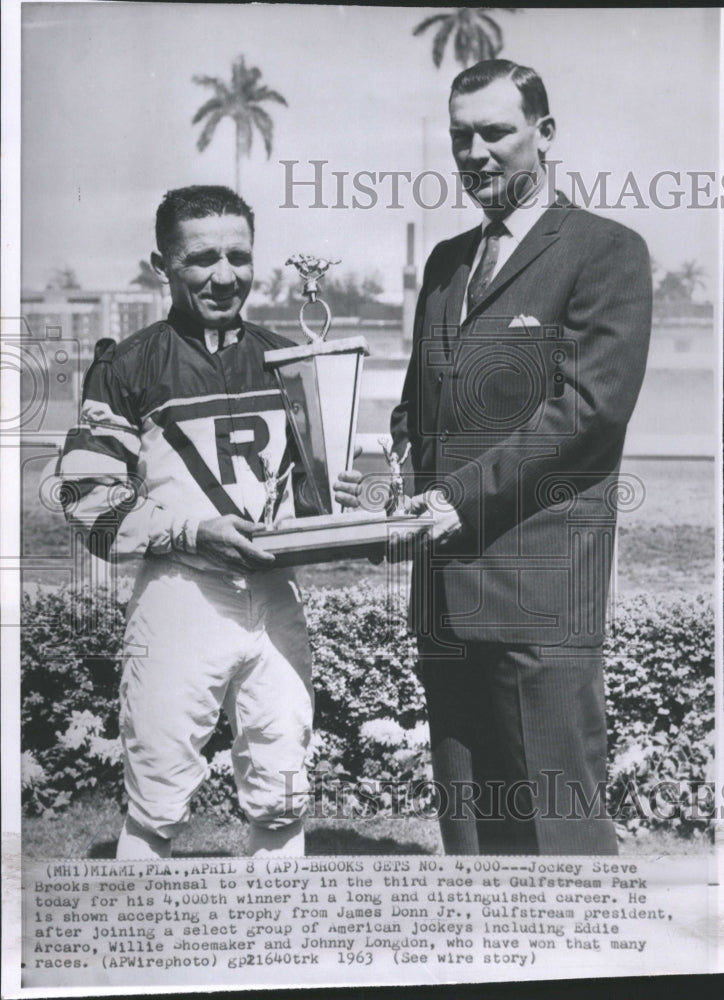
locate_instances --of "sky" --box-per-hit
[18,4,721,300]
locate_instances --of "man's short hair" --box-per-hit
[155,185,255,254]
[450,59,549,122]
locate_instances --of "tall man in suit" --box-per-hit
[336,60,652,854]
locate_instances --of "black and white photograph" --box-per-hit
[1,2,721,994]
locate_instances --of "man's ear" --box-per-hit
[536,115,556,154]
[150,251,169,284]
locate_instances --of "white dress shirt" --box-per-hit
[461,173,554,323]
[204,327,241,353]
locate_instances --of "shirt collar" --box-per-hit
[168,306,244,352]
[482,168,554,245]
[204,328,242,354]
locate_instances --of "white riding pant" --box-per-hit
[119,560,313,839]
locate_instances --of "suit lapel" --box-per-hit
[463,196,572,325]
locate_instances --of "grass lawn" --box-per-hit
[23,793,710,860]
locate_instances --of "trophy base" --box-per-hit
[250,511,432,567]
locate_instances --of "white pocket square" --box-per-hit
[508,314,540,327]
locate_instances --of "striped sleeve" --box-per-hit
[58,343,199,562]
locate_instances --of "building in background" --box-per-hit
[20,288,166,363]
[19,280,715,458]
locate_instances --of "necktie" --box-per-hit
[466,219,506,315]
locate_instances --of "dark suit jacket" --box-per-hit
[391,194,652,647]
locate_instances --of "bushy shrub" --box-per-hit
[20,587,126,815]
[20,584,714,838]
[304,584,424,770]
[605,595,715,841]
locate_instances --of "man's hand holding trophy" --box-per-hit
[334,439,457,558]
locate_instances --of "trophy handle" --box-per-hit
[299,297,332,343]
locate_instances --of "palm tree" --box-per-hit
[360,273,385,300]
[131,260,164,291]
[46,266,80,291]
[655,271,689,303]
[192,55,288,193]
[412,7,518,69]
[258,267,287,304]
[678,260,706,300]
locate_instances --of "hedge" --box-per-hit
[20,583,714,840]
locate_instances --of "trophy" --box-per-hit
[378,437,411,516]
[250,254,431,565]
[260,455,293,531]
